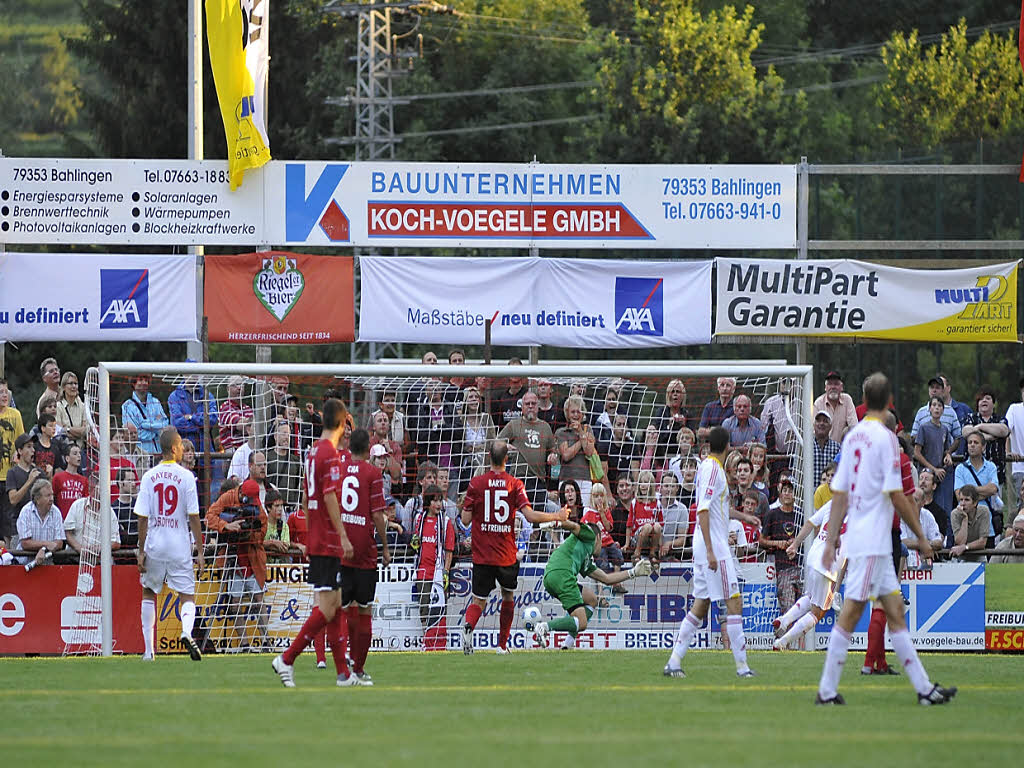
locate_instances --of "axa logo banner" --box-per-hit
[358,256,711,348]
[715,257,1020,342]
[204,251,354,344]
[0,252,196,342]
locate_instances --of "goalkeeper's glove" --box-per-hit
[628,559,653,578]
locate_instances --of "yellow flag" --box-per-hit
[206,0,271,190]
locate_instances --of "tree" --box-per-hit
[40,33,82,130]
[875,18,1024,147]
[586,0,805,164]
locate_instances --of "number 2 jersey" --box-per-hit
[134,460,200,562]
[339,458,386,570]
[304,438,346,559]
[464,470,530,566]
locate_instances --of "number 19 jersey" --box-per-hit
[134,460,200,562]
[464,470,530,566]
[304,438,344,558]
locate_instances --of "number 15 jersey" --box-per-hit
[464,470,530,566]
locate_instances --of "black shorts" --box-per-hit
[307,555,343,591]
[341,566,378,607]
[472,562,520,599]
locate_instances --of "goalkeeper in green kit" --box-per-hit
[532,520,653,649]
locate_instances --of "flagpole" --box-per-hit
[188,0,207,362]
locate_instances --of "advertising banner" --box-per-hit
[715,258,1019,342]
[0,251,197,342]
[984,563,1024,651]
[0,159,796,249]
[358,256,712,347]
[204,251,354,344]
[0,561,986,655]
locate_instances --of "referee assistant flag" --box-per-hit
[206,0,271,190]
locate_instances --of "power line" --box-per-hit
[326,80,595,106]
[325,114,600,144]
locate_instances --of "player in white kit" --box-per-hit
[816,373,955,706]
[663,426,754,679]
[772,499,846,650]
[135,427,205,661]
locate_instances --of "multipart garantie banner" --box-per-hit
[0,251,197,342]
[715,258,1019,342]
[358,256,712,347]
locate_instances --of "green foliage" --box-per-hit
[876,18,1024,147]
[587,1,805,163]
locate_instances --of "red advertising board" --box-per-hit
[0,566,143,655]
[204,251,354,344]
[985,628,1024,651]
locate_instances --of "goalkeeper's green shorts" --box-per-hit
[543,568,584,613]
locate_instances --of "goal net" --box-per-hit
[73,362,813,656]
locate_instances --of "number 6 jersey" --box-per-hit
[134,460,200,562]
[339,458,386,570]
[463,470,530,566]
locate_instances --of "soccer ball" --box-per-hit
[522,606,542,631]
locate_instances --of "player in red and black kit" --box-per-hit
[272,398,357,688]
[339,428,389,685]
[862,411,914,676]
[461,440,568,654]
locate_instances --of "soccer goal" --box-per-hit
[73,361,813,657]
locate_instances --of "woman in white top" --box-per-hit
[459,387,496,477]
[55,371,93,453]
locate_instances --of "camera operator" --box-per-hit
[206,478,269,651]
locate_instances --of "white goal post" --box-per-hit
[88,360,813,656]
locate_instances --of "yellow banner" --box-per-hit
[206,0,271,190]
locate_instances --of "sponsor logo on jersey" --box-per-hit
[99,269,149,329]
[614,276,663,336]
[285,163,350,242]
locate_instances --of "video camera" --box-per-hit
[219,503,262,541]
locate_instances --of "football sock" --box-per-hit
[179,600,196,639]
[560,634,576,650]
[355,612,372,672]
[498,600,515,649]
[326,611,350,676]
[548,615,578,634]
[865,606,887,669]
[726,615,749,672]
[668,611,701,669]
[891,629,932,695]
[464,602,483,630]
[780,612,818,647]
[313,629,327,663]
[283,607,328,666]
[777,595,810,631]
[818,625,851,699]
[141,599,156,657]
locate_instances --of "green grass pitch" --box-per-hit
[3,650,1020,766]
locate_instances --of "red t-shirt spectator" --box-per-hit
[287,508,308,549]
[53,471,88,519]
[413,512,455,581]
[110,456,138,502]
[581,508,615,548]
[627,500,663,533]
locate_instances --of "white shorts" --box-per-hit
[843,554,901,603]
[693,557,740,602]
[140,555,195,596]
[806,569,838,611]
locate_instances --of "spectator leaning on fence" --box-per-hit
[953,431,1001,542]
[121,374,169,456]
[990,513,1024,563]
[64,495,121,555]
[15,479,65,566]
[949,485,991,562]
